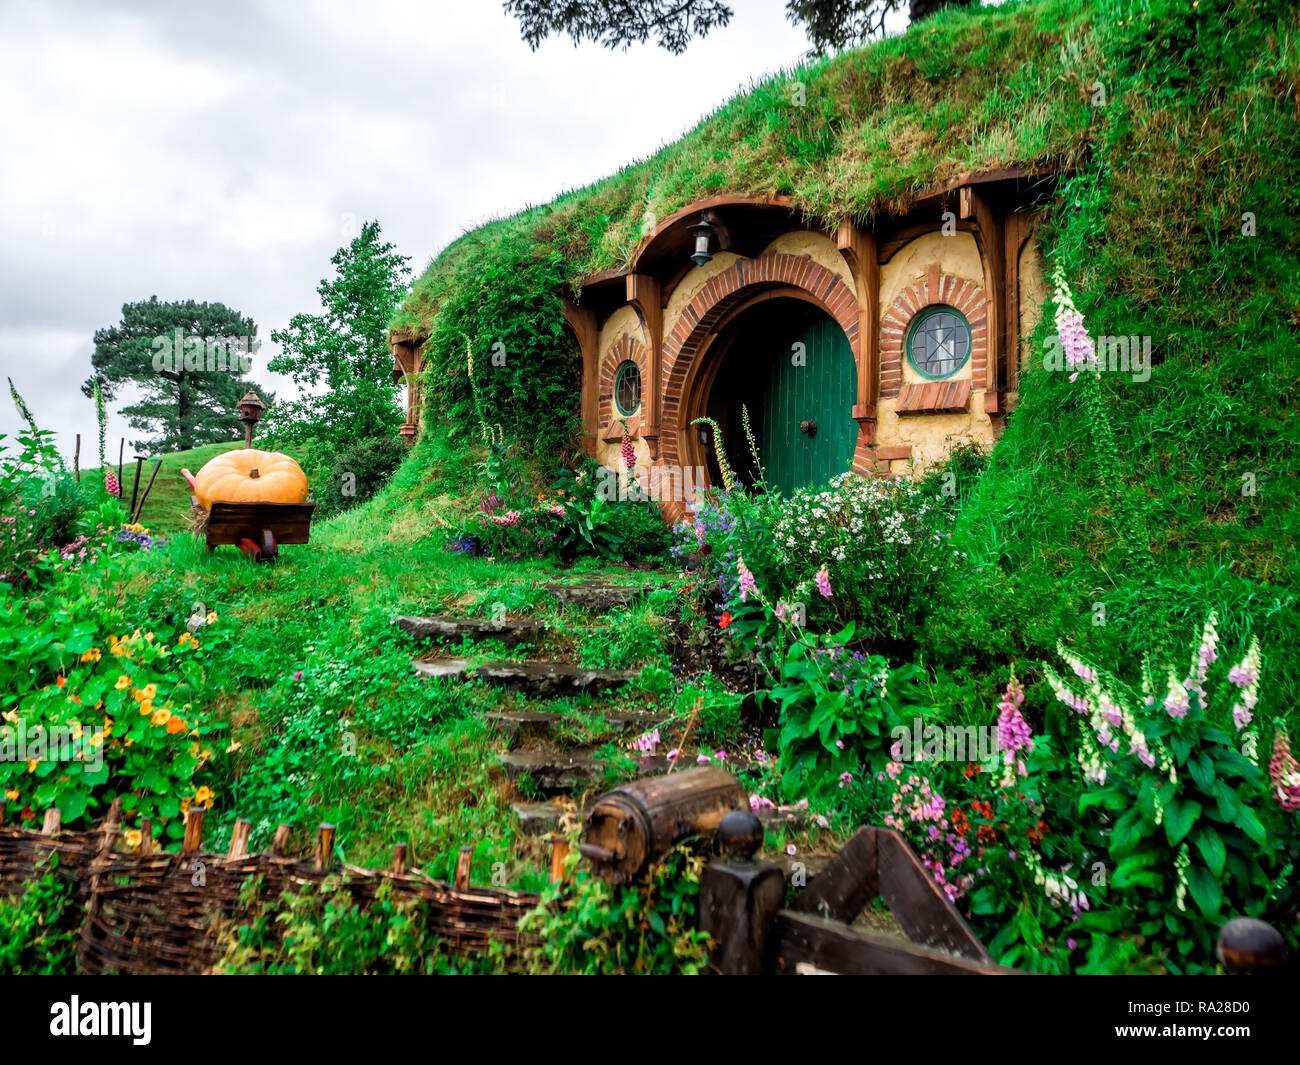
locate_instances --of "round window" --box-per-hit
[614,361,641,416]
[906,306,971,380]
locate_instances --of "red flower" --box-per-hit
[718,612,734,630]
[20,806,35,822]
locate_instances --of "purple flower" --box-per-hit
[293,670,303,681]
[814,565,832,598]
[736,558,757,603]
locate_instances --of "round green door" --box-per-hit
[758,305,857,493]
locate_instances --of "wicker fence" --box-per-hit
[0,800,540,975]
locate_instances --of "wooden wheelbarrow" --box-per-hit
[201,499,316,562]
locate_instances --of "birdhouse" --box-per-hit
[236,390,266,447]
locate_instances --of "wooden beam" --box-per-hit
[876,829,991,960]
[789,824,879,922]
[626,273,663,459]
[964,187,1006,401]
[561,296,600,458]
[836,221,879,436]
[774,911,1018,975]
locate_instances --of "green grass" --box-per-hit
[79,440,312,535]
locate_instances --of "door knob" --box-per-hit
[799,419,817,437]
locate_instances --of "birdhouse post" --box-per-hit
[237,390,266,448]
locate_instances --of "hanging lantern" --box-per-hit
[687,212,715,267]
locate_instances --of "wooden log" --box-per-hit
[74,433,80,482]
[580,765,747,884]
[314,823,336,871]
[42,808,61,835]
[773,910,1017,976]
[132,458,163,524]
[0,799,6,827]
[454,845,473,889]
[227,818,253,859]
[182,807,205,853]
[548,836,569,884]
[392,842,408,876]
[270,822,293,857]
[140,817,153,855]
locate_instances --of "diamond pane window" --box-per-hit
[614,361,642,416]
[906,307,971,380]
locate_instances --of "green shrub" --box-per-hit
[0,858,80,974]
[315,436,408,517]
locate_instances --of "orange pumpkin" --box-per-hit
[192,449,308,509]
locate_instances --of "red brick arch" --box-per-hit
[879,268,988,398]
[599,333,649,436]
[658,253,859,478]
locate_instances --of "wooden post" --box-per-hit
[314,823,336,871]
[454,845,473,889]
[140,817,153,855]
[182,806,205,854]
[116,438,124,498]
[697,810,786,975]
[1217,917,1289,974]
[270,822,293,857]
[227,818,253,859]
[549,836,569,885]
[391,842,408,876]
[0,799,6,826]
[42,808,62,835]
[132,459,163,524]
[128,456,145,518]
[74,434,81,482]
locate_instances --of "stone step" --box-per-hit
[414,658,635,698]
[485,708,665,745]
[544,580,660,611]
[395,615,545,648]
[500,747,669,795]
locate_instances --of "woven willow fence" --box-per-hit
[0,800,540,975]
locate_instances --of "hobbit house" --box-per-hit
[392,171,1055,521]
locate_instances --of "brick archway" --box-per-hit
[598,334,650,439]
[658,253,859,491]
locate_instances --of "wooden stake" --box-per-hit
[270,822,293,857]
[128,455,145,517]
[182,806,205,853]
[549,836,570,885]
[42,808,61,835]
[0,799,6,826]
[314,823,336,871]
[116,438,124,498]
[140,817,153,855]
[132,458,163,524]
[392,842,408,876]
[454,845,473,890]
[227,818,253,859]
[74,433,81,482]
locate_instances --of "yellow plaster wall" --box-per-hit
[1017,233,1046,390]
[874,229,995,471]
[595,306,652,472]
[662,250,743,340]
[759,230,854,290]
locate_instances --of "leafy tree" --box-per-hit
[83,297,267,455]
[266,221,411,452]
[504,0,976,55]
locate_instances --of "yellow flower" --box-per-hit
[26,759,39,773]
[226,739,243,754]
[150,708,171,727]
[115,675,131,690]
[4,788,18,801]
[138,699,154,717]
[140,683,157,700]
[177,632,197,648]
[80,647,101,663]
[123,829,142,850]
[194,786,215,806]
[205,611,218,625]
[144,632,155,642]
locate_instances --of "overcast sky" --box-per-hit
[0,0,916,463]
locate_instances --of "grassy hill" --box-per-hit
[387,0,1300,716]
[79,440,311,534]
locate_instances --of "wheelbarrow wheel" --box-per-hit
[258,528,278,563]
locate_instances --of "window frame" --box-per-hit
[613,360,642,417]
[904,305,972,381]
